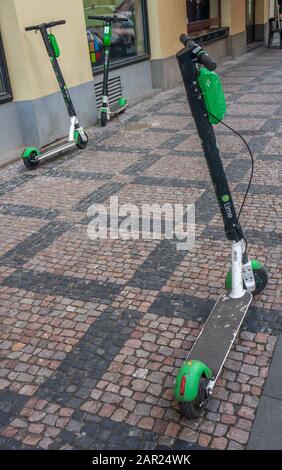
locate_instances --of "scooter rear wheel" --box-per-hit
[225,263,268,297]
[251,266,268,296]
[180,377,209,420]
[76,131,88,150]
[23,151,40,170]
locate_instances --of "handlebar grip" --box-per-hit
[198,53,217,71]
[180,33,189,46]
[179,33,217,71]
[47,20,66,28]
[25,25,37,31]
[88,15,128,22]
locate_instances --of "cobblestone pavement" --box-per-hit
[0,46,282,450]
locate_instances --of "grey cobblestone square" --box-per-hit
[0,46,281,450]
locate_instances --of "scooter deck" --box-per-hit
[37,141,76,162]
[188,291,252,380]
[110,101,127,114]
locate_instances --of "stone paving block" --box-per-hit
[248,396,282,450]
[263,335,282,400]
[0,214,46,260]
[0,176,104,212]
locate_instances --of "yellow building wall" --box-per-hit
[221,0,246,36]
[255,0,270,23]
[0,0,92,102]
[148,0,261,62]
[0,0,32,101]
[147,0,187,60]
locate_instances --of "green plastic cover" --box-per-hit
[198,67,226,125]
[48,34,60,58]
[104,25,112,47]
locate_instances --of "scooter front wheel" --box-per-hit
[101,111,108,127]
[22,150,40,170]
[76,131,88,150]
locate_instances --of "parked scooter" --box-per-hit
[88,14,128,127]
[174,34,268,419]
[22,20,88,170]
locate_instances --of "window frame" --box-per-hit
[88,0,151,75]
[187,1,221,34]
[0,34,13,105]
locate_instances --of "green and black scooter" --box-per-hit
[88,14,128,127]
[22,20,88,170]
[174,35,268,419]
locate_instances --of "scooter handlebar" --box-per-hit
[25,20,66,32]
[199,53,217,71]
[88,15,104,20]
[180,34,217,71]
[25,25,38,31]
[180,33,190,46]
[114,16,128,22]
[88,15,128,23]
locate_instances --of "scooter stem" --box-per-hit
[230,241,245,298]
[177,46,244,244]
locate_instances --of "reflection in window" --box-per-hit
[0,34,12,103]
[84,0,147,68]
[0,68,5,96]
[187,0,219,23]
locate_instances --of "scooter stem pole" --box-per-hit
[230,241,245,298]
[177,46,244,243]
[103,47,110,97]
[39,25,77,118]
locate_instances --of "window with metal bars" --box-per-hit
[94,76,123,107]
[0,34,12,104]
[187,0,221,34]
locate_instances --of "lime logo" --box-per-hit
[222,195,230,203]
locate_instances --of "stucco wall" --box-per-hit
[221,0,246,35]
[147,0,187,60]
[255,0,270,23]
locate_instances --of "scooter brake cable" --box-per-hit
[208,112,255,222]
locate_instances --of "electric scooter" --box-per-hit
[22,20,88,170]
[174,35,268,419]
[88,15,128,127]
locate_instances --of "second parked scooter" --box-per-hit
[88,14,128,127]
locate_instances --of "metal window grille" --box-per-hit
[94,76,123,108]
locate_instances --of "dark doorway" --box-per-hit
[246,0,256,43]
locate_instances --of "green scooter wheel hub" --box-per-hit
[22,147,41,159]
[74,130,88,150]
[22,147,41,170]
[174,359,212,403]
